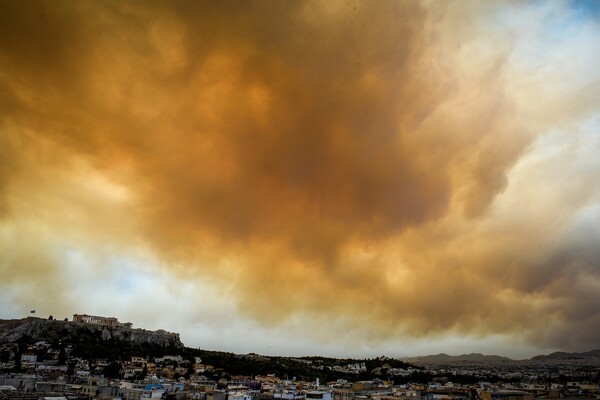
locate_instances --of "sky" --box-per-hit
[1,0,600,360]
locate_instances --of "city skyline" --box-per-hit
[1,1,600,360]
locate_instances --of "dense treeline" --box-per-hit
[181,348,421,383]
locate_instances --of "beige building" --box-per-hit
[480,391,534,400]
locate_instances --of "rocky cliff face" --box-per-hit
[0,317,184,348]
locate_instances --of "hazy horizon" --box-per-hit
[0,313,584,360]
[6,312,599,361]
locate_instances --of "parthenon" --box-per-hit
[73,314,133,329]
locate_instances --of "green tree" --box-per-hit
[58,347,66,365]
[103,361,123,379]
[0,350,10,363]
[134,364,148,381]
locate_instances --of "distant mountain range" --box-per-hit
[531,349,600,361]
[403,350,600,363]
[402,353,513,363]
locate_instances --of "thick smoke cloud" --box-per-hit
[1,0,600,354]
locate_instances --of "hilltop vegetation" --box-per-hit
[182,348,418,382]
[1,317,421,383]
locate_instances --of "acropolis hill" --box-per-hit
[0,314,183,348]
